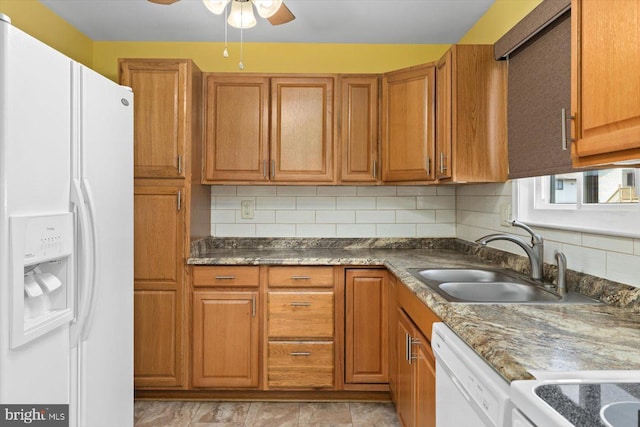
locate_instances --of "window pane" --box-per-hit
[549,172,579,204]
[548,168,639,205]
[583,168,639,204]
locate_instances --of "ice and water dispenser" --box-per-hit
[9,213,74,348]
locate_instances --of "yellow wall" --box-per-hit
[0,0,544,82]
[0,0,93,66]
[459,0,544,44]
[93,41,450,82]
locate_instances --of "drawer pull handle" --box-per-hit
[290,352,311,356]
[291,276,311,280]
[290,302,311,307]
[215,276,236,280]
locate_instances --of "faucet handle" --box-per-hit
[511,220,543,244]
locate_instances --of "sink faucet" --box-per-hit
[554,250,567,294]
[475,220,544,281]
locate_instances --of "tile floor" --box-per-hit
[134,400,401,427]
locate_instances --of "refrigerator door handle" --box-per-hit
[70,179,91,347]
[78,178,99,342]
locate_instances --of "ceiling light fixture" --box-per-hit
[203,0,283,29]
[201,0,294,70]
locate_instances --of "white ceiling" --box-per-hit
[38,0,495,44]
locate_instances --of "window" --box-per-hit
[515,168,640,237]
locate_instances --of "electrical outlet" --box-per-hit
[241,200,254,219]
[500,203,512,227]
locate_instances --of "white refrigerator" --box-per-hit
[0,14,133,427]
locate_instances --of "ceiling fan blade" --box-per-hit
[147,0,181,4]
[267,2,295,25]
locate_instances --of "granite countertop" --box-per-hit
[188,238,640,384]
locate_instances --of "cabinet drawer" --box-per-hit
[192,266,259,288]
[268,341,334,388]
[268,266,334,288]
[268,291,334,338]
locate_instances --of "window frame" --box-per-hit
[514,174,640,238]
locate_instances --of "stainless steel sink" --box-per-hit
[407,267,601,304]
[439,281,561,303]
[414,268,518,284]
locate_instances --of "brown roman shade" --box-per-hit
[495,0,572,179]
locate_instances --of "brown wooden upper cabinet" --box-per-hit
[381,64,436,182]
[435,45,508,183]
[339,75,380,183]
[119,59,190,179]
[571,0,640,167]
[203,74,335,184]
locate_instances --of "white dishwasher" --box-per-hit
[431,322,512,427]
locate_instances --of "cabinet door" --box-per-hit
[388,274,398,400]
[435,50,452,180]
[382,65,436,182]
[271,77,335,182]
[119,60,187,178]
[133,185,185,388]
[571,0,640,166]
[203,75,270,182]
[414,335,436,427]
[345,269,388,384]
[339,76,380,182]
[395,309,415,427]
[192,290,259,388]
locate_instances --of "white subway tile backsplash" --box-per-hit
[337,197,376,210]
[207,184,638,286]
[236,210,276,224]
[214,223,256,237]
[356,210,396,224]
[210,185,238,196]
[396,209,436,224]
[606,252,640,285]
[296,224,336,237]
[316,210,356,224]
[377,224,416,237]
[356,186,397,196]
[256,224,296,237]
[417,196,455,210]
[257,196,296,210]
[215,196,251,209]
[436,185,457,196]
[561,244,607,278]
[296,197,336,210]
[582,233,635,254]
[336,224,377,237]
[417,223,456,237]
[317,186,358,196]
[276,210,315,224]
[435,209,456,223]
[276,186,317,196]
[397,186,437,196]
[237,186,277,196]
[376,196,417,210]
[211,210,235,224]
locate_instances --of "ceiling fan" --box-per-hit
[148,0,295,27]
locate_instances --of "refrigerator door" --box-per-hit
[0,18,73,404]
[70,65,134,427]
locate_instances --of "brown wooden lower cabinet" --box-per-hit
[192,290,260,388]
[345,269,389,385]
[394,299,438,427]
